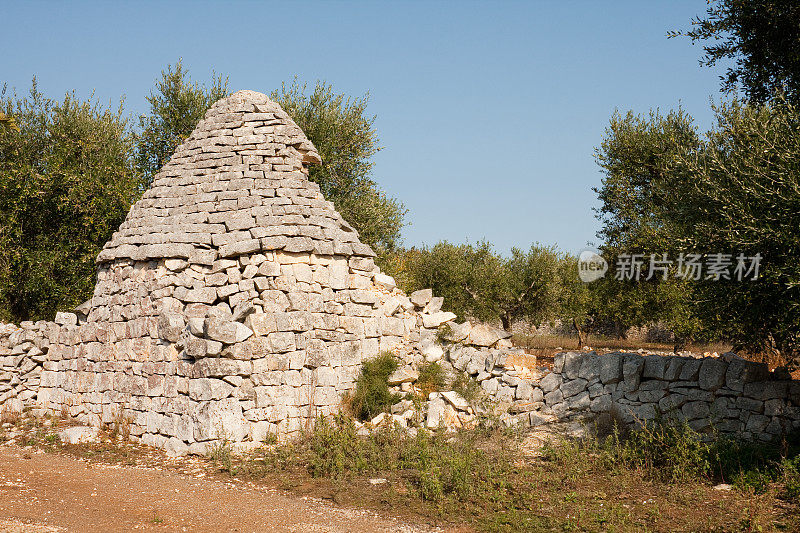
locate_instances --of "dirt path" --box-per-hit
[0,445,429,533]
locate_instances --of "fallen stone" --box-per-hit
[373,273,396,290]
[441,390,470,411]
[422,312,456,329]
[467,323,509,347]
[426,397,446,428]
[410,289,433,308]
[442,321,471,342]
[388,366,419,385]
[59,426,99,445]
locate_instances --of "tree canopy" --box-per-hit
[671,0,800,103]
[135,60,229,186]
[0,80,141,321]
[271,80,406,257]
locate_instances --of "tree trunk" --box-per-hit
[573,317,586,349]
[673,336,688,354]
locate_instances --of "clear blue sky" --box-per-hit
[1,1,724,255]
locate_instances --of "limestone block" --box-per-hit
[189,378,234,401]
[622,355,645,389]
[726,358,769,391]
[422,312,456,329]
[699,358,727,391]
[679,358,702,381]
[578,353,600,382]
[599,353,624,384]
[539,373,562,396]
[55,312,78,326]
[329,263,349,290]
[642,355,668,380]
[410,289,432,308]
[268,332,296,353]
[177,287,217,304]
[185,336,208,358]
[246,313,277,336]
[561,378,588,398]
[441,390,470,411]
[562,352,583,380]
[157,313,185,342]
[373,273,396,290]
[204,318,253,344]
[426,396,446,428]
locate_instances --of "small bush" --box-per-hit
[208,439,234,472]
[605,420,714,482]
[782,455,800,502]
[416,362,446,396]
[347,352,402,421]
[450,373,482,405]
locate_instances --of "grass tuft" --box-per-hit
[347,352,402,421]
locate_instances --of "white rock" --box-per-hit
[426,397,446,429]
[388,366,419,385]
[467,323,510,347]
[164,259,188,272]
[410,289,433,308]
[59,426,99,445]
[441,390,470,411]
[380,297,401,317]
[373,273,396,290]
[420,340,444,362]
[422,312,456,329]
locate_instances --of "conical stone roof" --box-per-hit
[97,90,374,264]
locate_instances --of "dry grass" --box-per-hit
[3,411,799,532]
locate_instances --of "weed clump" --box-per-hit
[416,362,446,396]
[348,352,402,421]
[450,373,482,405]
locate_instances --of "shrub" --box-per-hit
[605,420,714,482]
[348,352,401,421]
[416,362,446,397]
[450,373,482,405]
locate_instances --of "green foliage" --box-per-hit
[135,59,229,186]
[0,80,142,321]
[449,373,482,405]
[348,352,401,421]
[416,362,446,396]
[550,418,800,497]
[0,110,18,132]
[670,0,800,104]
[271,79,406,257]
[603,420,714,483]
[306,414,398,479]
[306,416,512,503]
[401,241,565,331]
[208,438,235,473]
[668,97,800,364]
[594,108,700,254]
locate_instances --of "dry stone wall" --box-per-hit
[534,351,800,440]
